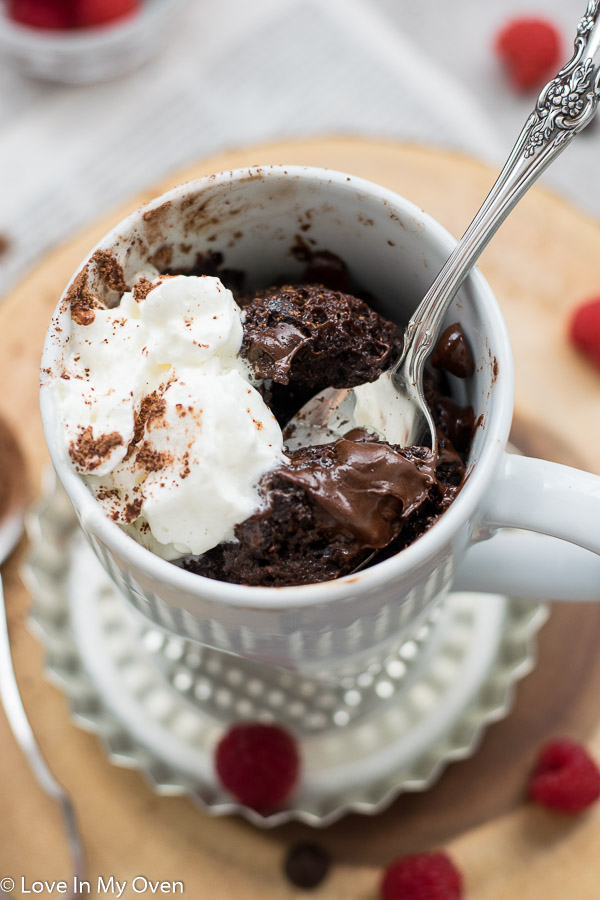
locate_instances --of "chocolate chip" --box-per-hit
[283,842,331,890]
[431,322,475,379]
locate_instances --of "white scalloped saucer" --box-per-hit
[24,472,548,828]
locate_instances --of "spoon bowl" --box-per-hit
[283,369,434,452]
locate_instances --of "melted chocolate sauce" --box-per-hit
[271,436,436,547]
[432,322,475,379]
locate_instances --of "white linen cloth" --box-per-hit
[0,0,595,296]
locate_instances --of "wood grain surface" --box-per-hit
[1,138,600,899]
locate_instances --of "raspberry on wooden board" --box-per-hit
[380,852,463,900]
[528,738,600,814]
[215,722,300,811]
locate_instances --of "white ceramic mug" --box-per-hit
[40,166,600,679]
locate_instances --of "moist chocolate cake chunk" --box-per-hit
[242,284,402,391]
[241,282,404,426]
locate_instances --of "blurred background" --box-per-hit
[0,0,596,296]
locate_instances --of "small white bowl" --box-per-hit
[0,0,182,83]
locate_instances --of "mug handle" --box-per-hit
[454,453,600,602]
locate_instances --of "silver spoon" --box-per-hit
[285,2,600,453]
[0,416,85,899]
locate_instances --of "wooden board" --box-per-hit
[1,138,600,899]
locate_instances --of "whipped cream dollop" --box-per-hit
[53,273,284,559]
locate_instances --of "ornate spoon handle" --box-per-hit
[401,0,600,381]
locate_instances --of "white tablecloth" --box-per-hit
[0,0,595,296]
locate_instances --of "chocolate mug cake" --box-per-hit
[49,247,474,588]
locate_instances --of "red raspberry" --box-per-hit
[528,738,600,814]
[529,738,600,814]
[380,852,463,900]
[570,297,600,370]
[74,0,140,28]
[8,0,74,29]
[215,722,300,811]
[495,18,561,91]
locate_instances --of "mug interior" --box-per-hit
[41,166,512,607]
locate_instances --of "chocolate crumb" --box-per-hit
[90,250,127,295]
[69,427,123,471]
[284,843,331,891]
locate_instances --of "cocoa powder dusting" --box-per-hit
[123,498,143,523]
[132,277,156,302]
[145,397,167,431]
[69,427,123,471]
[132,391,167,446]
[135,441,172,473]
[142,202,172,225]
[147,245,173,271]
[96,487,119,502]
[90,250,127,294]
[142,201,173,242]
[67,267,105,326]
[181,452,191,479]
